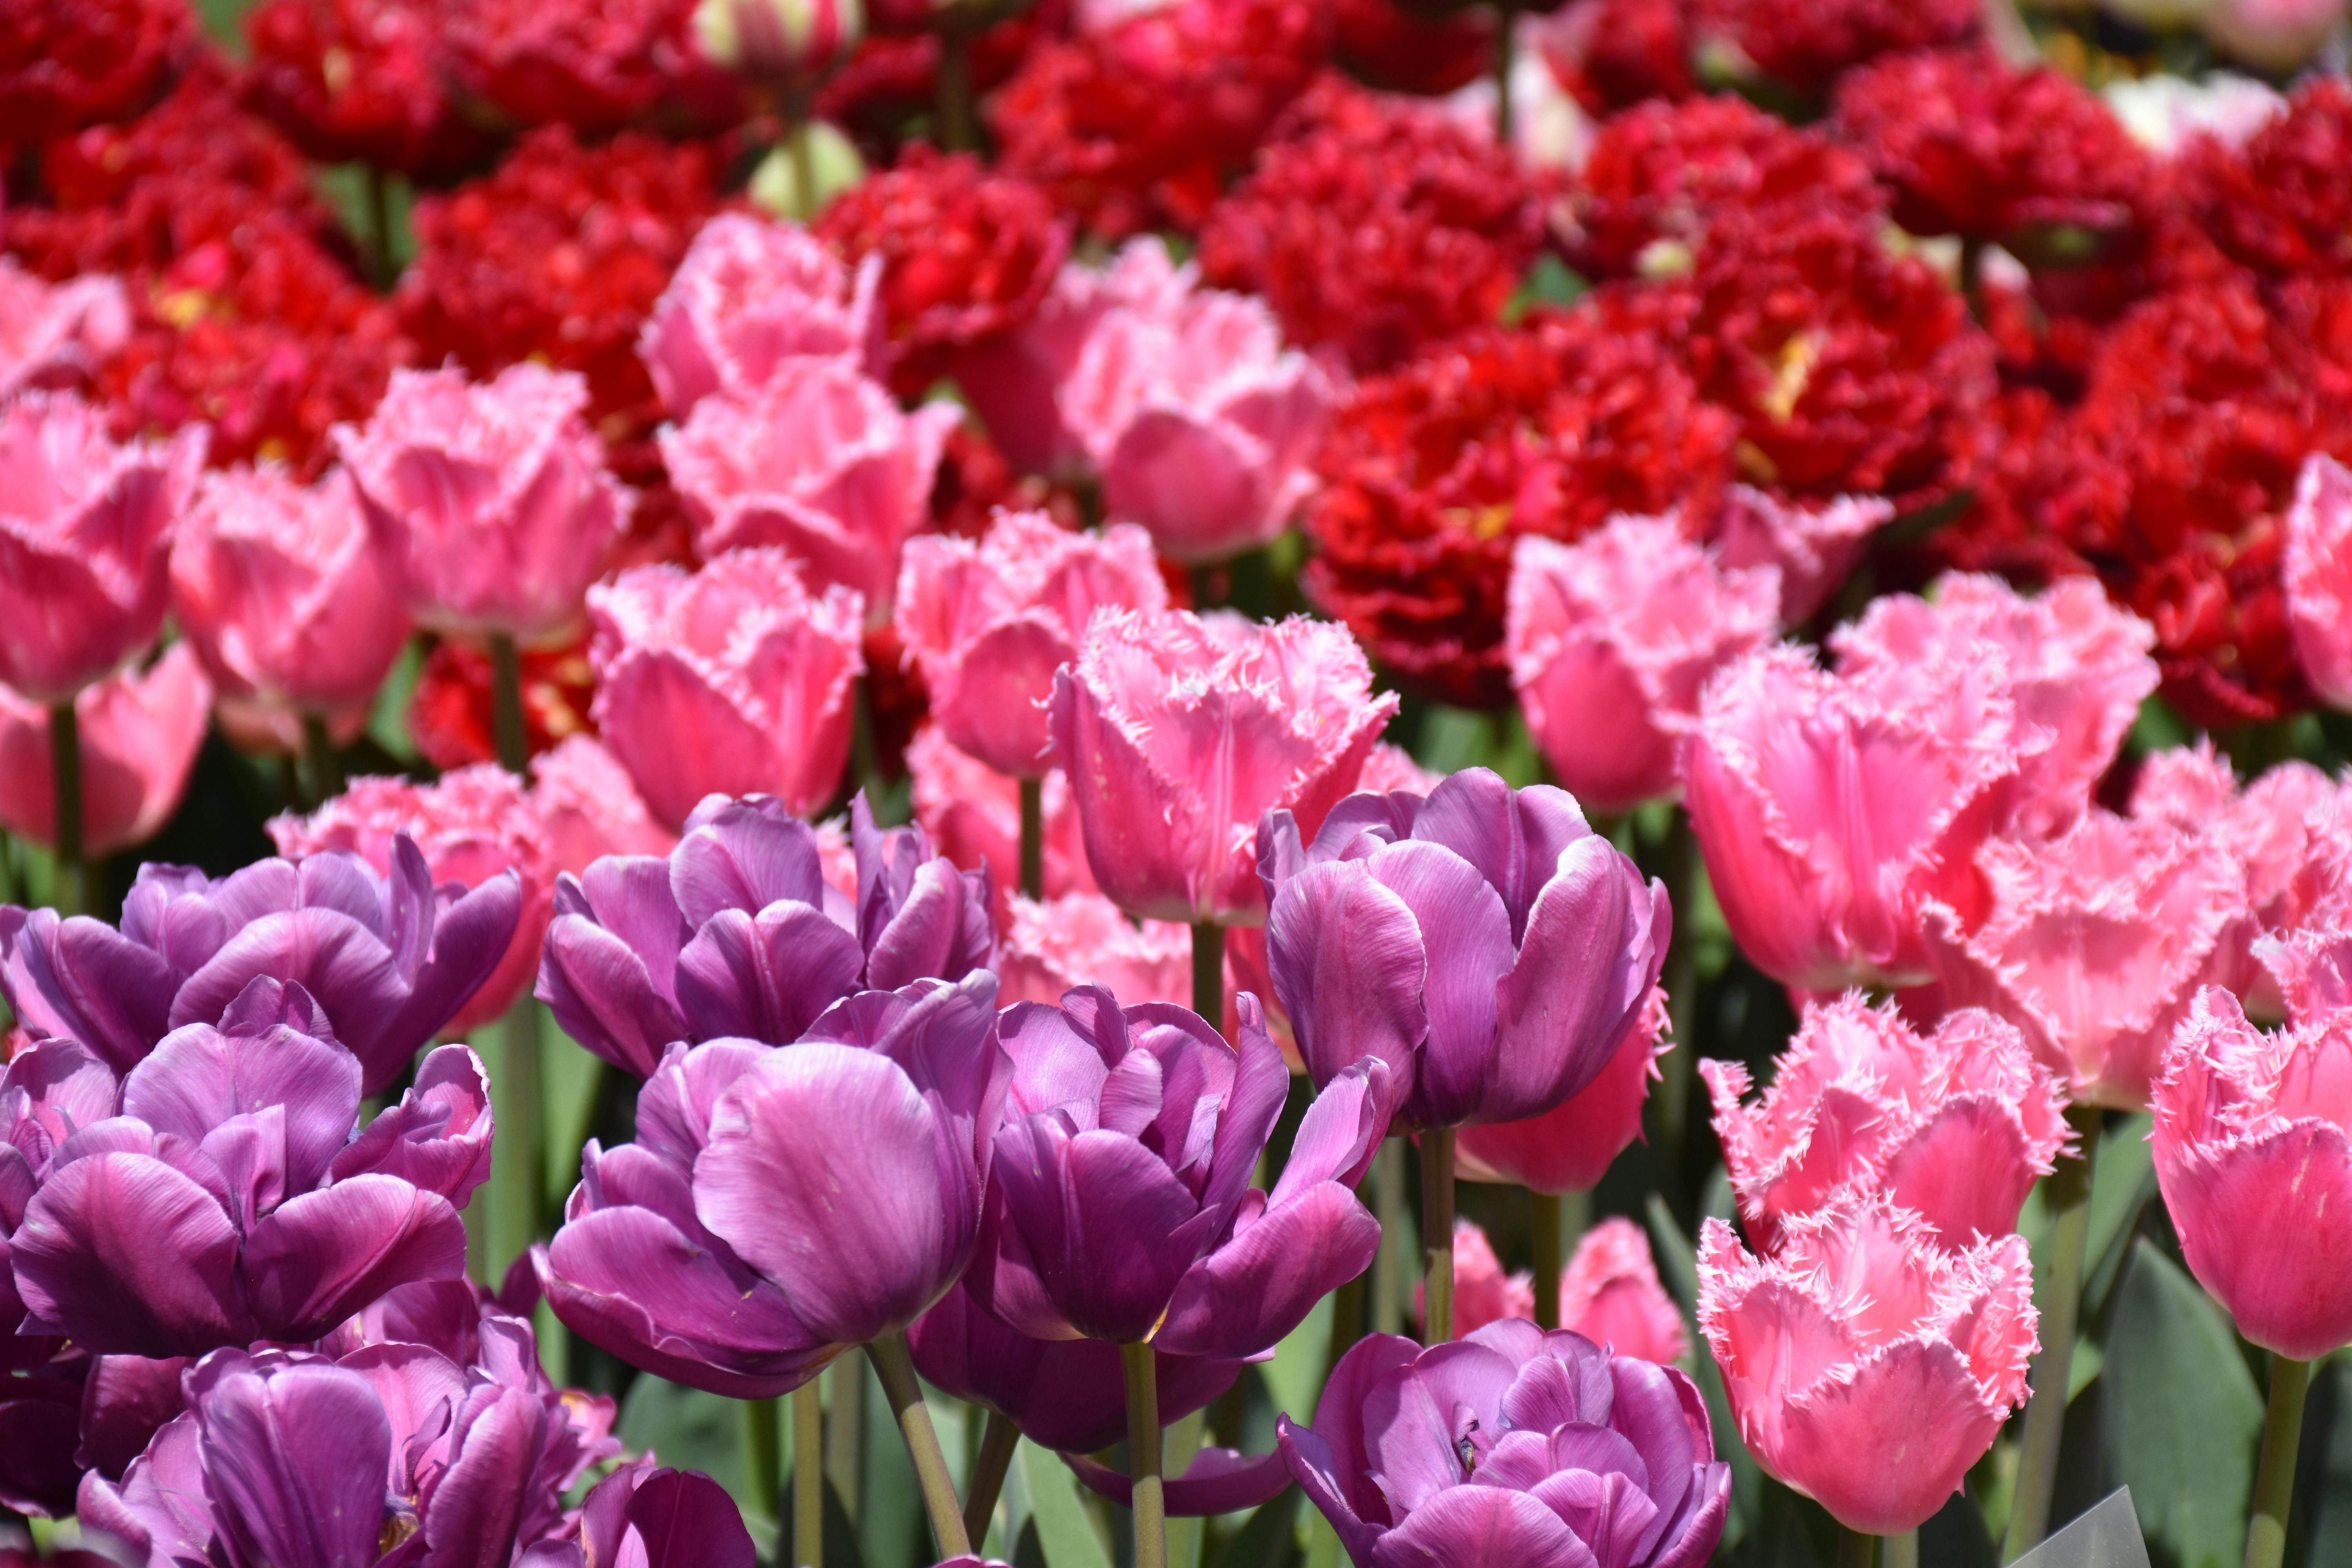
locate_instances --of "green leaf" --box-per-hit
[541,1011,604,1205]
[2082,1114,2157,1321]
[616,1373,757,1506]
[1265,1289,1334,1423]
[1647,1195,1759,1548]
[1022,1439,1116,1568]
[367,637,425,767]
[1212,1487,1301,1568]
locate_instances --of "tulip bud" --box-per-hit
[749,121,869,222]
[694,0,864,83]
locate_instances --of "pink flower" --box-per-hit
[905,728,1096,902]
[1699,1196,2038,1535]
[896,512,1169,779]
[2154,986,2352,1358]
[2203,0,2350,69]
[1704,993,2069,1253]
[171,464,411,733]
[1832,574,2159,838]
[1355,740,1442,796]
[0,646,212,857]
[0,392,205,706]
[660,358,960,610]
[531,735,677,877]
[1432,1220,1535,1336]
[1712,486,1892,626]
[1684,643,2020,991]
[1562,1217,1688,1365]
[586,549,866,829]
[1453,987,1665,1194]
[998,891,1192,1007]
[1049,609,1399,924]
[1506,516,1780,813]
[271,764,557,1034]
[2132,741,2341,935]
[638,213,882,419]
[2285,454,2352,712]
[335,364,630,646]
[0,260,127,401]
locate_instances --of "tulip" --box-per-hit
[693,0,862,87]
[1279,1321,1730,1568]
[1699,1194,2038,1537]
[1,1038,116,1379]
[1455,986,1665,1195]
[906,728,1098,906]
[660,358,961,609]
[1704,993,2071,1252]
[0,1369,84,1519]
[2203,0,2350,69]
[0,260,127,402]
[9,976,489,1357]
[1561,1217,1690,1365]
[2287,454,2352,713]
[523,1456,759,1568]
[537,792,993,1078]
[1711,485,1893,626]
[1434,1220,1535,1334]
[1506,517,1780,813]
[640,212,883,418]
[586,549,867,829]
[1001,891,1192,1008]
[0,646,211,858]
[335,363,630,647]
[530,735,678,878]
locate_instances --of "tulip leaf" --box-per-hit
[1022,1439,1117,1568]
[1212,1486,1301,1568]
[1647,1194,1761,1549]
[617,1373,751,1502]
[1265,1289,1334,1423]
[2288,1355,2352,1561]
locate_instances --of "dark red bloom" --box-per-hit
[2180,77,2352,281]
[1330,0,1495,97]
[1198,80,1543,375]
[409,633,600,771]
[443,0,737,133]
[1533,0,1693,115]
[238,0,490,175]
[815,5,1058,142]
[927,419,1083,539]
[0,0,192,145]
[1687,0,1976,102]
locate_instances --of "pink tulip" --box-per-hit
[897,512,1169,779]
[1700,1195,2038,1535]
[1704,993,2069,1253]
[905,728,1097,902]
[2132,741,2339,936]
[586,549,866,829]
[335,364,629,646]
[1050,609,1399,924]
[1454,987,1665,1194]
[0,260,127,401]
[171,465,411,736]
[998,891,1192,1008]
[0,646,211,857]
[639,212,882,418]
[1507,517,1780,814]
[531,735,677,877]
[271,764,557,1034]
[1711,486,1892,627]
[1833,574,2159,838]
[2203,0,2350,69]
[0,392,205,706]
[1684,644,2021,991]
[1562,1217,1688,1365]
[660,358,960,610]
[1355,740,1442,796]
[2155,987,2352,1358]
[2286,454,2352,713]
[1433,1220,1536,1336]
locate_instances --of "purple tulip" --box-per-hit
[535,793,996,1077]
[518,1456,757,1568]
[2,1036,115,1373]
[967,985,1388,1357]
[9,976,492,1358]
[1279,1323,1731,1568]
[0,837,521,1095]
[537,970,1007,1396]
[0,1368,82,1518]
[1260,767,1669,1132]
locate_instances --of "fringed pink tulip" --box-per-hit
[1562,1217,1689,1365]
[1434,1220,1534,1336]
[906,729,1096,902]
[999,892,1191,1008]
[1454,988,1666,1194]
[335,364,628,646]
[2132,742,2339,936]
[0,392,204,705]
[2286,454,2352,713]
[530,736,677,877]
[897,512,1169,778]
[587,550,866,829]
[0,260,127,401]
[639,212,882,418]
[1704,994,2069,1252]
[1506,517,1780,814]
[1699,1195,2038,1535]
[1712,486,1892,626]
[0,646,211,858]
[660,358,960,609]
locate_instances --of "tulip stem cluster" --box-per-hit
[487,631,530,776]
[45,699,82,917]
[2246,1354,2312,1568]
[870,1332,973,1560]
[2003,1103,2104,1560]
[793,1383,826,1568]
[965,1408,1022,1548]
[1422,1126,1458,1342]
[1019,775,1045,900]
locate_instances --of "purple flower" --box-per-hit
[1279,1323,1731,1568]
[0,837,521,1095]
[1260,768,1668,1133]
[535,793,996,1078]
[966,986,1388,1357]
[8,976,491,1358]
[519,1456,757,1568]
[537,971,1007,1397]
[0,1368,82,1518]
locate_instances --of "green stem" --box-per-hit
[1374,1139,1406,1335]
[1532,1191,1562,1330]
[869,1333,973,1559]
[47,701,83,918]
[488,632,529,776]
[2245,1354,2312,1568]
[1123,1340,1167,1568]
[964,1408,1020,1550]
[301,710,342,807]
[1019,775,1045,902]
[1492,3,1516,146]
[2002,1102,2103,1562]
[827,1355,864,1524]
[1191,921,1224,1026]
[936,20,978,152]
[492,995,542,1274]
[849,675,879,811]
[794,1381,826,1567]
[1421,1127,1457,1343]
[1885,1530,1918,1568]
[1656,809,1699,1164]
[365,162,394,289]
[1838,1525,1878,1568]
[789,116,822,219]
[746,1395,783,1523]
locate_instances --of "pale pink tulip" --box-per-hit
[897,511,1169,778]
[1454,987,1666,1194]
[531,735,677,877]
[0,646,211,857]
[1711,486,1892,626]
[1704,994,2069,1252]
[335,364,629,645]
[2132,741,2339,935]
[1562,1217,1688,1365]
[661,358,959,609]
[1049,609,1399,924]
[0,392,205,705]
[2203,0,2350,69]
[0,260,127,400]
[1431,1220,1535,1337]
[1700,1196,2037,1535]
[639,212,882,418]
[904,728,1096,901]
[997,891,1191,1007]
[1507,518,1780,813]
[2286,454,2352,712]
[586,549,865,829]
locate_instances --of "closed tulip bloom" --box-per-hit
[1052,610,1400,925]
[2286,454,2352,712]
[0,260,127,401]
[0,646,211,858]
[539,971,1006,1396]
[1507,519,1780,814]
[639,212,882,418]
[10,977,489,1357]
[907,730,1097,903]
[1711,486,1893,627]
[661,358,960,609]
[336,363,630,646]
[1,1037,117,1373]
[898,512,1170,779]
[971,986,1387,1356]
[523,1456,758,1568]
[0,392,205,705]
[2152,987,2352,1359]
[1435,1220,1535,1335]
[1262,768,1668,1131]
[1001,892,1191,1007]
[1455,987,1665,1194]
[587,550,866,829]
[0,839,521,1094]
[1699,1196,2037,1535]
[693,0,861,85]
[1562,1218,1689,1365]
[1280,1321,1730,1568]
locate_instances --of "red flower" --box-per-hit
[0,0,192,145]
[1687,0,1977,101]
[237,0,490,175]
[1532,0,1694,115]
[1330,0,1495,97]
[815,6,1055,140]
[443,0,738,133]
[408,633,600,771]
[926,420,1084,540]
[2180,77,2352,281]
[1198,80,1543,375]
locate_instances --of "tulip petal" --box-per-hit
[2,911,177,1075]
[1279,1415,1387,1567]
[1879,1095,2038,1249]
[239,1174,469,1342]
[1774,1338,2003,1535]
[123,1015,361,1198]
[617,1469,761,1568]
[1367,1485,1599,1568]
[1272,1058,1392,1204]
[1486,846,1648,1123]
[1366,841,1511,1127]
[538,911,690,1079]
[997,1116,1208,1343]
[12,1152,247,1356]
[1265,861,1426,1098]
[671,806,829,927]
[1156,1180,1380,1359]
[674,904,867,1047]
[1062,1445,1295,1516]
[199,1361,394,1568]
[2162,1122,2352,1360]
[421,1384,548,1563]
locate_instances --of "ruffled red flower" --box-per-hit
[2180,77,2352,281]
[814,6,1056,141]
[927,419,1084,539]
[1198,80,1543,375]
[1687,0,1976,101]
[0,0,192,145]
[1534,0,1694,115]
[237,0,490,175]
[408,633,600,771]
[1330,0,1494,96]
[443,0,738,133]
[1303,298,1737,705]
